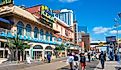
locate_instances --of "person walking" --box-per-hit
[73,53,80,70]
[87,52,91,62]
[104,51,106,61]
[99,51,105,69]
[47,52,51,63]
[67,52,74,70]
[80,53,86,70]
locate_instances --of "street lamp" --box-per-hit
[114,18,120,54]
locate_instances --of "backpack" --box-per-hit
[80,56,86,63]
[100,54,104,60]
[74,55,79,61]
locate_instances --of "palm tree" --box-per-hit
[5,38,16,61]
[6,35,30,61]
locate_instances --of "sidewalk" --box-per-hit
[58,60,99,70]
[94,61,120,70]
[0,57,67,70]
[17,60,68,70]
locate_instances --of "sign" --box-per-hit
[40,5,56,28]
[106,36,116,42]
[0,0,13,6]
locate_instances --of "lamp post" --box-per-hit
[114,18,120,55]
[114,14,121,62]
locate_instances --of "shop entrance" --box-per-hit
[32,45,43,60]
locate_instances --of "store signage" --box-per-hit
[40,5,56,28]
[0,0,13,6]
[106,36,116,42]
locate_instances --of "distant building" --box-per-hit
[53,9,73,26]
[81,33,90,51]
[73,20,78,44]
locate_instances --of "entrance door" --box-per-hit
[0,50,3,58]
[33,51,42,60]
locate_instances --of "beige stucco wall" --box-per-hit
[53,21,74,41]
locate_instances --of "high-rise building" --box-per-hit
[53,9,73,26]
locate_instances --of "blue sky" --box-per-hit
[14,0,121,41]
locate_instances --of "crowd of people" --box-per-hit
[67,52,86,70]
[67,51,107,70]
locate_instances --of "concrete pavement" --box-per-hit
[0,57,67,70]
[17,60,68,70]
[58,60,99,70]
[94,61,121,70]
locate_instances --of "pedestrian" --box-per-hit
[67,52,74,70]
[44,53,47,62]
[96,53,99,60]
[80,53,86,70]
[47,52,51,63]
[87,52,91,62]
[73,52,80,70]
[26,54,32,64]
[104,51,106,61]
[99,51,105,69]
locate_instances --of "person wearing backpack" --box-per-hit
[73,53,80,70]
[67,52,74,70]
[80,53,86,70]
[99,51,105,69]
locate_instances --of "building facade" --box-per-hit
[81,33,90,51]
[0,5,76,61]
[53,9,73,26]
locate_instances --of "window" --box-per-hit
[40,29,44,40]
[17,21,24,35]
[26,24,31,36]
[34,27,39,38]
[50,33,52,41]
[46,31,49,41]
[33,45,43,49]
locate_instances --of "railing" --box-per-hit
[0,28,11,34]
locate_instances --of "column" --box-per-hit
[42,49,45,60]
[31,31,34,38]
[23,28,26,36]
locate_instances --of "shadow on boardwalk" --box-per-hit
[58,60,99,70]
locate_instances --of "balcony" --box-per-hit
[0,28,13,38]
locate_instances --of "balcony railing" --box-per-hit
[0,28,60,45]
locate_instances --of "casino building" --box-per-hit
[0,4,77,61]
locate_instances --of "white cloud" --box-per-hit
[59,0,78,3]
[109,30,121,34]
[93,26,112,34]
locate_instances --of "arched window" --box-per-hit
[33,45,43,49]
[34,27,39,38]
[17,21,24,35]
[26,24,31,36]
[40,29,44,40]
[50,33,52,41]
[45,46,52,50]
[46,31,49,41]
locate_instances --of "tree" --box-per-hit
[6,35,30,61]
